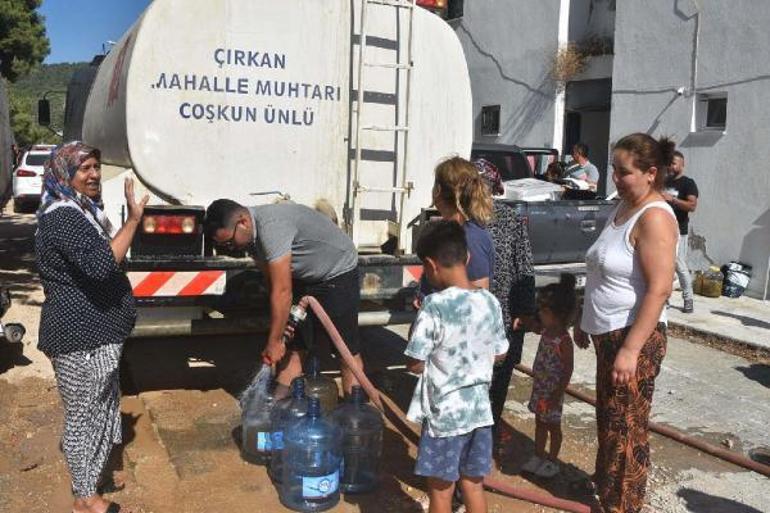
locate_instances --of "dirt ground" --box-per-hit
[2,204,768,513]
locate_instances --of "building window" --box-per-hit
[696,93,727,131]
[481,105,501,136]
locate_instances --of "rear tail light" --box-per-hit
[142,215,197,235]
[417,0,447,7]
[15,169,36,177]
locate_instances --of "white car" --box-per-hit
[12,145,54,213]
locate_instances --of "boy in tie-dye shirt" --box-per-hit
[405,220,508,513]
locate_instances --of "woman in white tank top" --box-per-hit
[574,134,679,513]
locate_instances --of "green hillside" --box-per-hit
[7,62,89,147]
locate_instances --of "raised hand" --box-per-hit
[124,177,149,223]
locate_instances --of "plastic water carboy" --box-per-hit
[241,364,276,465]
[331,385,383,494]
[304,355,338,415]
[280,397,342,512]
[269,376,308,483]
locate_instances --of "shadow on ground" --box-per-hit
[735,363,770,388]
[0,341,32,375]
[678,488,764,513]
[711,310,770,331]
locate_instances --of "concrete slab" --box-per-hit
[667,293,770,351]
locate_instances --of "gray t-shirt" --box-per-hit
[569,161,600,183]
[248,203,357,283]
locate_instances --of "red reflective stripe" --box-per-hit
[177,271,225,296]
[407,265,423,280]
[132,271,175,296]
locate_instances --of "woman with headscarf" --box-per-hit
[35,141,148,513]
[473,158,536,445]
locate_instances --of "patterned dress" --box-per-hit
[527,331,571,424]
[487,202,535,427]
[36,205,135,498]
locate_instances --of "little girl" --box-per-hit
[521,273,577,478]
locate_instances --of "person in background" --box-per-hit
[568,143,600,190]
[405,220,508,513]
[36,141,148,513]
[473,158,536,446]
[544,161,566,183]
[574,133,678,513]
[520,274,576,478]
[662,150,698,313]
[11,143,20,167]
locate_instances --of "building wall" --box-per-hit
[453,1,561,147]
[569,0,615,43]
[610,0,770,297]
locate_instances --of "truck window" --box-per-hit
[523,152,558,177]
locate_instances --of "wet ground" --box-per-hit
[2,205,769,513]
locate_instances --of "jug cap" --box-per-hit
[306,355,321,376]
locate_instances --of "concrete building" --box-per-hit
[448,0,770,298]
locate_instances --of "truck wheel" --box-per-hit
[3,323,25,343]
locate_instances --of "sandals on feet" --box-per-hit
[414,494,431,512]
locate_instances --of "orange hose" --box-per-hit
[299,296,383,410]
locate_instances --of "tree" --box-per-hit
[0,0,50,82]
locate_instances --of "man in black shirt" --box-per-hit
[663,151,699,313]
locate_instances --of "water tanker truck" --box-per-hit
[62,0,472,335]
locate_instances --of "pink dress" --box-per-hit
[528,331,571,424]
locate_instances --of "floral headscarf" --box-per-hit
[37,141,114,238]
[473,158,504,196]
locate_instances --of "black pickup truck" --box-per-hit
[471,143,616,267]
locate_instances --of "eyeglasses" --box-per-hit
[216,224,239,249]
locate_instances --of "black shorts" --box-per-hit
[291,268,361,356]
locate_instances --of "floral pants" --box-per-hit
[592,324,667,513]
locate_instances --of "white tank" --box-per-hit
[83,0,472,249]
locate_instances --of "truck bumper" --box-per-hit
[131,310,417,338]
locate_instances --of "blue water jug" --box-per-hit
[304,356,338,415]
[269,377,308,483]
[241,364,276,464]
[281,397,342,512]
[331,386,383,494]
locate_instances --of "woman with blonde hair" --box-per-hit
[431,156,495,289]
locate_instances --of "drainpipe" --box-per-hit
[687,0,701,131]
[552,0,571,153]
